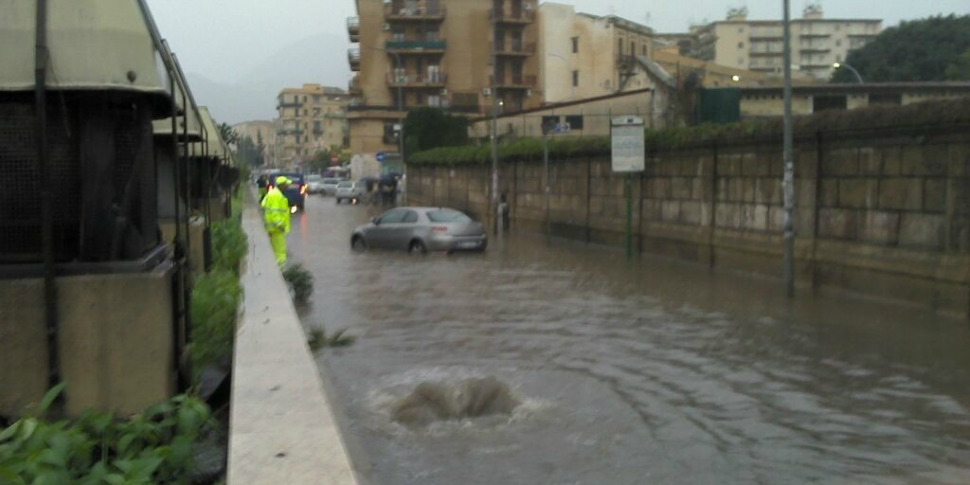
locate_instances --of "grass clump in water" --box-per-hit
[307,326,355,352]
[283,264,314,304]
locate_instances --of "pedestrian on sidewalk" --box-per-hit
[262,176,292,268]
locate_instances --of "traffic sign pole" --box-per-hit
[611,116,645,261]
[626,174,633,259]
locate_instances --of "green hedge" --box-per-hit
[406,98,970,166]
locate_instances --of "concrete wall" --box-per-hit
[407,127,970,317]
[228,196,359,485]
[0,263,177,417]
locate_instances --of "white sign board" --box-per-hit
[611,116,645,172]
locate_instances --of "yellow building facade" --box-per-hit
[275,84,349,165]
[347,0,542,176]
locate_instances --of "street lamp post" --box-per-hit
[490,21,500,236]
[833,62,864,84]
[782,0,795,297]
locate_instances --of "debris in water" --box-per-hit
[392,376,520,427]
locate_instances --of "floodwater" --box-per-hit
[287,195,970,485]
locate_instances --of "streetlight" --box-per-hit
[833,62,863,84]
[731,75,741,82]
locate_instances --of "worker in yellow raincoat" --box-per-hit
[261,176,291,268]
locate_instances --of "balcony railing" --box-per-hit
[489,8,535,23]
[385,40,447,53]
[493,41,536,56]
[347,17,359,42]
[348,48,360,71]
[384,4,446,21]
[491,74,536,88]
[277,102,302,109]
[387,72,448,86]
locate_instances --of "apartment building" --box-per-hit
[539,3,658,103]
[346,0,542,174]
[659,5,881,81]
[275,84,350,163]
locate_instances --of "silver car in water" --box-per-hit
[351,207,487,254]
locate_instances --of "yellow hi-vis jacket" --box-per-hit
[261,187,290,234]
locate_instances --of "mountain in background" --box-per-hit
[187,33,352,124]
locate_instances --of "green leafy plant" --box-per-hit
[0,386,212,485]
[282,264,314,304]
[210,219,247,275]
[189,269,241,383]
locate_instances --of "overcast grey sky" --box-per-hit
[145,0,968,122]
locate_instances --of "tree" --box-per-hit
[218,122,239,146]
[403,108,469,155]
[234,135,263,167]
[946,48,970,80]
[831,14,970,83]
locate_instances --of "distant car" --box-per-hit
[351,207,487,254]
[306,174,324,194]
[268,171,307,212]
[335,181,363,204]
[321,178,341,196]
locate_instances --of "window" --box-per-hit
[642,44,647,56]
[618,38,623,55]
[738,42,744,49]
[426,209,471,223]
[630,41,635,56]
[571,36,579,53]
[401,211,419,223]
[378,208,409,224]
[565,115,583,130]
[835,40,842,47]
[572,70,579,87]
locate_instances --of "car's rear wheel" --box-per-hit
[408,240,427,255]
[352,236,367,252]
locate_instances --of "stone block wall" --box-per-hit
[407,127,970,316]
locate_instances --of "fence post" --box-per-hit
[709,143,719,269]
[811,130,823,290]
[586,157,592,243]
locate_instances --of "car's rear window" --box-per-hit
[337,182,353,188]
[307,175,322,182]
[426,210,471,223]
[324,178,340,184]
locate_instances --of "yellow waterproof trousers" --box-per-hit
[269,231,287,268]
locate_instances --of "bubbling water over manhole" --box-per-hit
[391,376,521,427]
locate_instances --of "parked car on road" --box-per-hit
[268,171,307,212]
[335,181,363,204]
[350,207,487,254]
[306,174,324,194]
[321,178,341,196]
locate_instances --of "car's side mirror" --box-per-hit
[371,217,380,225]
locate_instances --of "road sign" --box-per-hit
[611,116,645,173]
[553,122,570,134]
[376,152,385,162]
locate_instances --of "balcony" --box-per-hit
[799,47,831,53]
[385,39,446,54]
[276,129,304,135]
[384,4,446,22]
[493,41,536,56]
[491,74,536,89]
[749,51,783,57]
[277,102,303,109]
[347,17,359,42]
[348,48,360,71]
[387,72,448,87]
[489,8,535,24]
[749,33,783,40]
[799,32,831,38]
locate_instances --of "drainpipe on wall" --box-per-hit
[35,0,62,408]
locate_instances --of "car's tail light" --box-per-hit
[431,226,448,233]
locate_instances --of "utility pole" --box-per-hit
[782,0,795,297]
[490,11,500,235]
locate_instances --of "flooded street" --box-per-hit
[288,195,970,485]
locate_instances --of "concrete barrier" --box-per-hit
[228,201,359,485]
